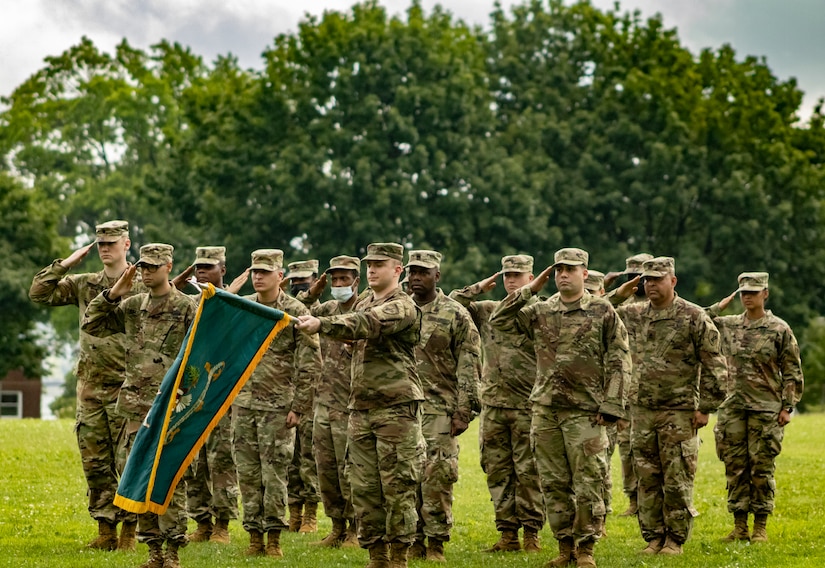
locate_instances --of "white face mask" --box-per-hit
[330,286,354,303]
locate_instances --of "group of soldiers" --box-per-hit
[29,220,803,568]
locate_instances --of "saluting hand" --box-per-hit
[529,265,554,294]
[614,275,642,302]
[227,268,250,294]
[308,273,328,297]
[108,264,137,301]
[475,272,500,293]
[60,241,97,269]
[718,290,738,312]
[171,264,196,291]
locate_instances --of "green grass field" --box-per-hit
[2,415,824,567]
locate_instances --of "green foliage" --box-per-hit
[48,368,78,419]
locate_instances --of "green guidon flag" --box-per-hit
[114,285,292,514]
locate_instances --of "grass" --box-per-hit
[1,415,825,567]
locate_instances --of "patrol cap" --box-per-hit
[137,243,174,266]
[250,249,284,271]
[585,270,605,292]
[501,254,533,274]
[194,246,226,266]
[287,259,319,279]
[624,253,654,275]
[326,255,361,273]
[362,242,404,262]
[737,272,769,292]
[552,248,589,268]
[95,220,129,243]
[405,250,442,270]
[642,256,676,277]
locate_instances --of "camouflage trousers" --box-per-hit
[348,402,424,547]
[232,406,295,532]
[604,424,616,513]
[288,413,320,507]
[714,407,784,515]
[531,405,607,544]
[116,420,187,544]
[185,410,239,521]
[313,403,353,520]
[617,423,637,497]
[479,406,544,532]
[76,379,134,524]
[632,407,699,544]
[416,413,459,541]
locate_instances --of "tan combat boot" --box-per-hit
[545,537,575,567]
[388,541,411,568]
[365,542,390,568]
[266,529,283,558]
[313,517,346,547]
[426,537,446,563]
[245,530,265,556]
[659,535,683,555]
[164,541,182,568]
[485,530,520,552]
[342,518,360,548]
[639,536,664,554]
[288,504,303,532]
[209,518,231,544]
[188,518,213,542]
[407,537,426,559]
[576,539,596,568]
[751,513,769,542]
[523,527,541,553]
[619,494,638,517]
[87,519,118,550]
[137,542,164,568]
[722,511,750,542]
[299,502,318,533]
[117,520,137,551]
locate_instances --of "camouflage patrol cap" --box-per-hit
[137,243,174,266]
[501,254,534,274]
[362,242,404,262]
[737,272,769,292]
[624,253,654,275]
[405,250,442,270]
[642,256,676,277]
[326,255,361,273]
[585,270,605,292]
[552,248,589,268]
[194,246,226,266]
[95,220,129,243]
[250,249,284,272]
[287,259,319,279]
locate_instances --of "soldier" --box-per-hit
[449,255,545,553]
[611,257,727,555]
[708,272,803,542]
[300,255,362,548]
[230,249,322,558]
[584,270,605,296]
[29,220,140,551]
[174,247,239,544]
[82,243,197,568]
[284,259,322,533]
[295,242,424,568]
[405,250,481,562]
[490,248,631,568]
[605,253,652,518]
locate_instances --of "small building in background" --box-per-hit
[0,369,42,419]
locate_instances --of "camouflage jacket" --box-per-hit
[29,260,144,386]
[310,298,356,412]
[490,287,630,418]
[318,286,423,411]
[449,284,537,410]
[233,291,321,415]
[82,286,197,422]
[415,289,482,420]
[617,295,728,413]
[707,305,803,412]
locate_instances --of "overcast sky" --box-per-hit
[2,0,823,120]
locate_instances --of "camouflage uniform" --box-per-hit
[82,243,197,548]
[409,250,482,545]
[614,257,727,547]
[708,273,803,517]
[314,243,424,551]
[490,248,631,551]
[233,256,321,535]
[449,255,545,538]
[29,223,139,527]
